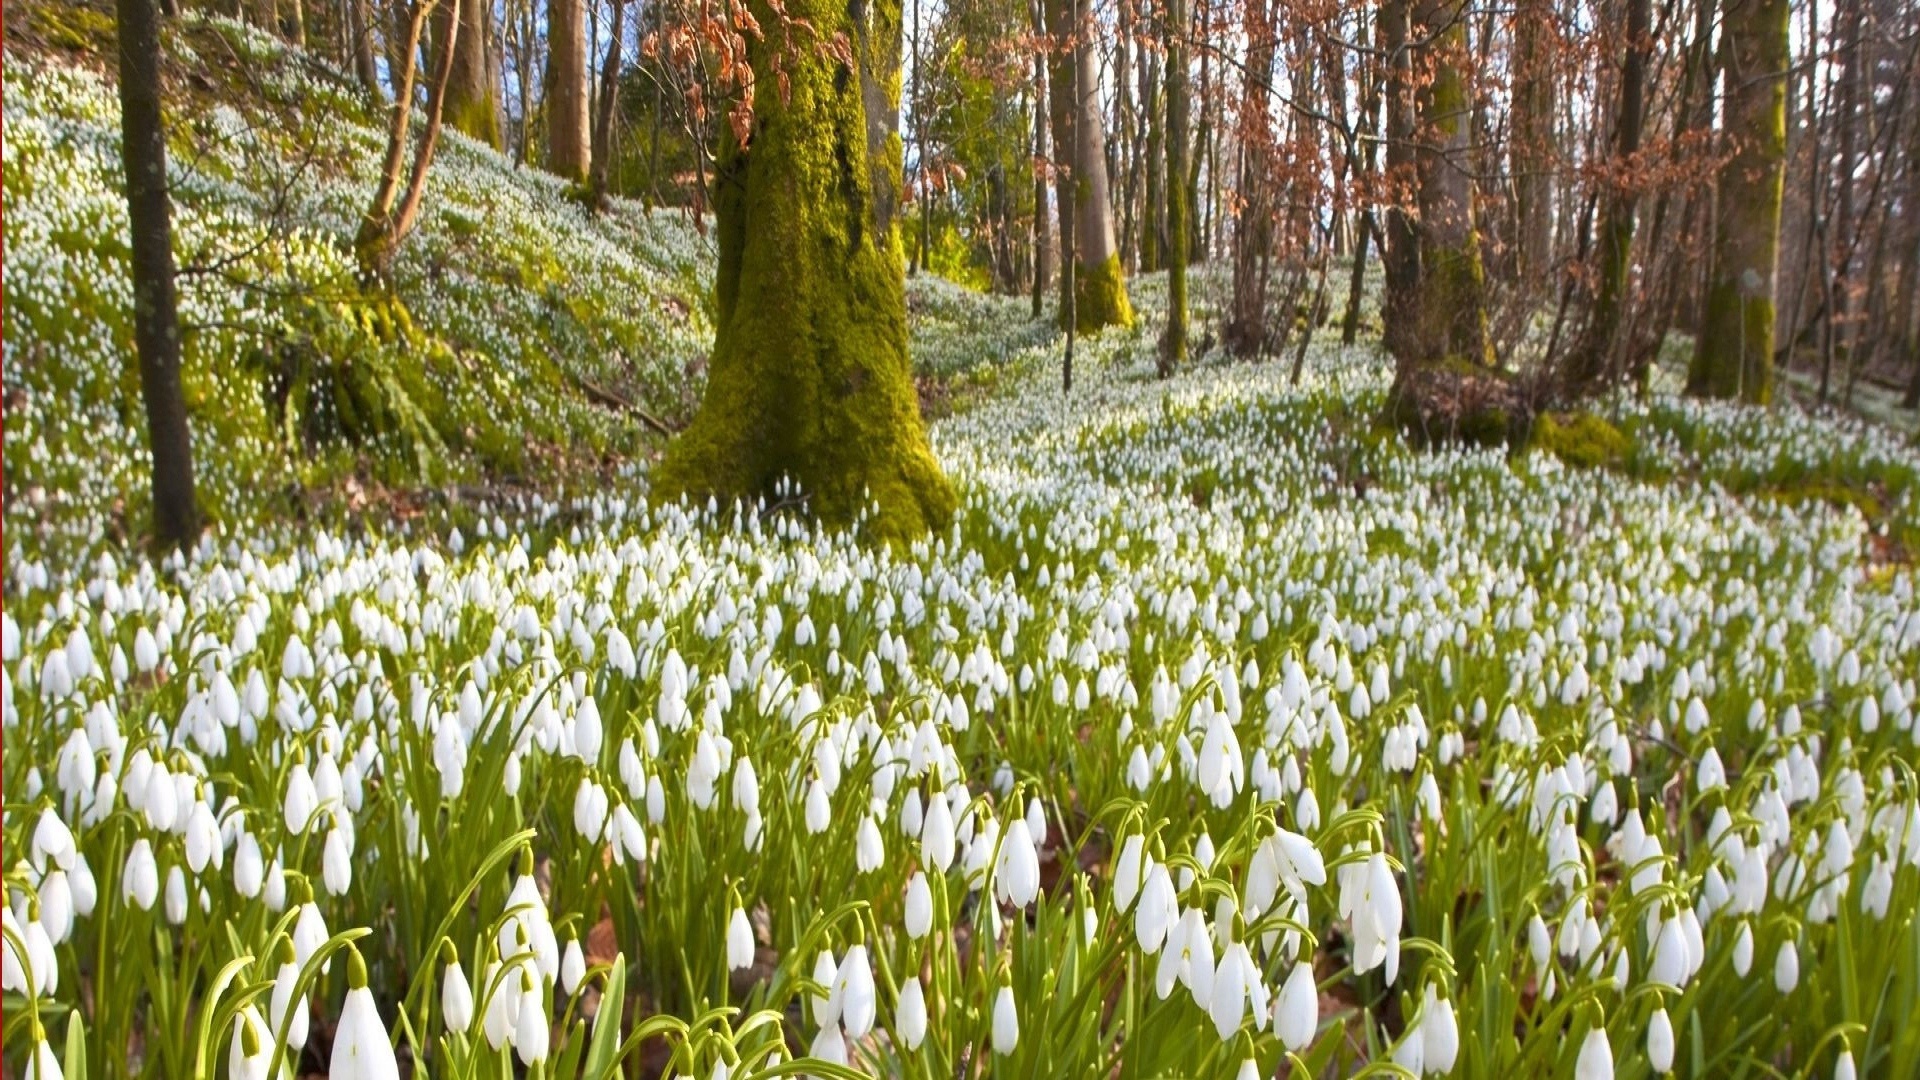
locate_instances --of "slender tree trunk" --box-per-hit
[546,0,592,181]
[1116,0,1139,270]
[1140,45,1164,273]
[437,0,500,148]
[1821,0,1865,403]
[357,0,458,278]
[1568,0,1651,390]
[347,0,382,97]
[1032,0,1052,319]
[1343,14,1384,346]
[1160,0,1190,371]
[652,0,954,541]
[589,0,626,201]
[115,0,202,551]
[1688,0,1790,403]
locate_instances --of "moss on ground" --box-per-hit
[1531,412,1633,470]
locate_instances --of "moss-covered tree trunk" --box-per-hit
[546,0,591,182]
[1160,0,1190,372]
[437,0,500,149]
[1046,0,1134,332]
[1687,0,1788,403]
[650,0,954,542]
[1409,0,1492,367]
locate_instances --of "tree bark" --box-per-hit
[1688,0,1789,403]
[357,0,458,278]
[437,0,500,149]
[1510,0,1555,281]
[589,0,627,201]
[115,0,202,551]
[1032,0,1052,319]
[1223,0,1274,359]
[1380,0,1422,363]
[651,0,954,542]
[347,0,382,97]
[547,0,592,182]
[1410,0,1493,366]
[1160,0,1190,371]
[1047,0,1134,331]
[1567,0,1651,390]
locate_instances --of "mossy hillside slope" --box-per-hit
[3,9,714,559]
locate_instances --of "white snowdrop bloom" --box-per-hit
[560,937,586,995]
[1575,1023,1614,1080]
[572,779,610,842]
[1732,921,1755,976]
[22,1026,63,1080]
[32,809,75,872]
[283,762,318,836]
[808,1023,848,1070]
[1774,939,1799,993]
[293,901,330,968]
[480,962,523,1051]
[1647,1006,1674,1074]
[443,959,475,1033]
[856,815,885,873]
[835,945,877,1039]
[1698,747,1727,793]
[1339,852,1403,983]
[1154,907,1214,1004]
[122,839,159,911]
[804,777,832,834]
[904,871,934,939]
[1134,862,1178,954]
[1208,941,1254,1040]
[996,818,1041,907]
[514,971,550,1066]
[1113,833,1149,913]
[897,975,928,1050]
[727,906,755,971]
[1423,985,1459,1074]
[1275,960,1317,1051]
[1649,915,1691,989]
[991,985,1020,1055]
[920,791,956,871]
[574,697,603,764]
[322,827,353,895]
[229,1004,273,1080]
[1835,1047,1857,1080]
[272,952,310,1050]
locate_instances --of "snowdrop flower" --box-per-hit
[561,937,586,995]
[513,969,550,1065]
[835,945,876,1039]
[164,866,189,925]
[856,815,885,873]
[122,839,159,910]
[810,950,839,1027]
[323,827,353,895]
[996,818,1041,908]
[804,777,831,834]
[920,792,956,872]
[1575,1021,1614,1080]
[1647,1006,1674,1073]
[1423,984,1459,1074]
[1113,832,1149,913]
[229,1005,273,1080]
[991,985,1019,1054]
[443,952,475,1033]
[1274,961,1317,1051]
[271,942,310,1050]
[283,761,318,836]
[1774,939,1799,993]
[1732,922,1755,977]
[808,1024,848,1070]
[234,833,265,898]
[1208,941,1254,1040]
[32,809,75,871]
[22,1022,62,1080]
[1134,862,1178,954]
[727,905,754,971]
[904,872,933,939]
[1154,907,1213,1003]
[333,952,401,1080]
[1835,1045,1857,1080]
[897,975,928,1050]
[1340,852,1403,983]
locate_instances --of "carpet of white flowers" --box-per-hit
[9,19,1920,1080]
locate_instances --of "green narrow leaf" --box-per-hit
[63,1009,88,1080]
[581,954,627,1080]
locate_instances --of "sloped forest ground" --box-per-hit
[6,9,1920,1080]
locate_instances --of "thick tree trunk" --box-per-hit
[1688,0,1789,403]
[652,0,954,542]
[1047,0,1134,331]
[1510,0,1555,281]
[1410,0,1492,366]
[115,0,202,551]
[1567,0,1650,390]
[547,0,591,182]
[1223,0,1274,359]
[1160,0,1190,371]
[437,0,500,149]
[1380,0,1422,363]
